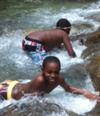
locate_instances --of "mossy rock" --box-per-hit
[85,32,100,46]
[81,30,100,91]
[86,12,100,22]
[82,31,100,59]
[86,56,100,91]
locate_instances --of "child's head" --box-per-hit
[56,18,71,34]
[42,56,61,71]
[42,56,61,82]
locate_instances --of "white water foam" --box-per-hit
[50,40,86,70]
[0,99,16,109]
[29,1,100,34]
[0,30,33,68]
[46,85,96,115]
[0,29,86,71]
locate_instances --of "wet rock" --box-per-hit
[62,64,89,88]
[86,103,100,116]
[85,56,100,90]
[71,28,100,92]
[0,98,78,116]
[97,27,100,32]
[78,29,100,116]
[86,11,100,22]
[82,31,100,59]
[82,30,100,91]
[71,21,95,36]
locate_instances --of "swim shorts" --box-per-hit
[0,80,19,100]
[22,36,47,65]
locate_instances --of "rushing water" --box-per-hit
[0,0,100,115]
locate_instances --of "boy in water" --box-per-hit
[22,18,76,65]
[0,56,100,101]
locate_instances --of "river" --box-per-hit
[0,0,100,115]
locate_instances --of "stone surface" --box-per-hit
[85,12,100,22]
[78,28,100,116]
[0,99,78,116]
[82,30,100,91]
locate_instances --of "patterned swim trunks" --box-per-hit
[22,36,47,65]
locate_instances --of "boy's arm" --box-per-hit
[29,76,45,96]
[63,34,76,57]
[60,77,100,102]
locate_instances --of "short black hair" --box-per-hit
[42,56,61,70]
[56,18,71,28]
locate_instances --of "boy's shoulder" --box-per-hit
[58,75,65,83]
[34,74,45,83]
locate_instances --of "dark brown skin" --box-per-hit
[26,28,76,57]
[12,62,100,102]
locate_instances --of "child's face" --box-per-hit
[43,62,60,82]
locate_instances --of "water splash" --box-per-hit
[50,40,86,70]
[0,91,96,115]
[46,85,96,115]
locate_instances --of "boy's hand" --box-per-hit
[83,91,100,102]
